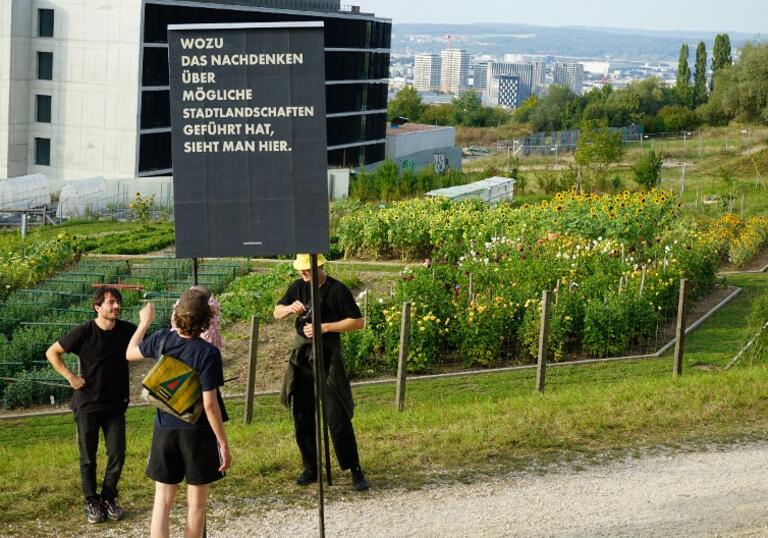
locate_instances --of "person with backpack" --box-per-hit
[126,288,231,538]
[46,286,136,524]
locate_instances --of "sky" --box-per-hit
[360,0,767,34]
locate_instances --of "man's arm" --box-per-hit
[303,317,363,338]
[202,389,231,472]
[126,302,154,361]
[273,300,306,320]
[45,342,85,390]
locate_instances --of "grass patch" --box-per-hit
[2,356,768,535]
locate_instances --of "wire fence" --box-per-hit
[377,275,735,407]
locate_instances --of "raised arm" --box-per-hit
[126,302,155,361]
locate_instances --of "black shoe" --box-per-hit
[351,468,369,491]
[296,469,318,486]
[101,498,124,521]
[85,500,106,524]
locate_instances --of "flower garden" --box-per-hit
[336,191,767,374]
[2,186,768,405]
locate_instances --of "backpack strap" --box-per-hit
[154,330,170,361]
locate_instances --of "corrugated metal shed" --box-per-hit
[426,176,515,204]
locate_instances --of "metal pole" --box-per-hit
[309,254,328,538]
[192,258,199,286]
[243,316,259,425]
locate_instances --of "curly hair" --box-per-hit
[173,288,212,338]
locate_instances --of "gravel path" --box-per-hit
[209,443,768,538]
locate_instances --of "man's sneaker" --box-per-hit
[351,468,369,491]
[296,468,318,486]
[101,498,124,521]
[85,500,106,524]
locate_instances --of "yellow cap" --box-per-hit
[293,253,327,271]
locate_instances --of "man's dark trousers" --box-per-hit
[292,360,360,472]
[75,408,126,502]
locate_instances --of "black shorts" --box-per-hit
[146,427,224,486]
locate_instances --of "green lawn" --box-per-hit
[1,274,767,536]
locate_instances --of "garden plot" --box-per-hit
[0,257,249,409]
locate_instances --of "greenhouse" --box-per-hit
[56,176,108,218]
[0,174,51,209]
[426,176,516,204]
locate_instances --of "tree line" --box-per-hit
[389,35,768,134]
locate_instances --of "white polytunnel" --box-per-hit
[0,174,51,209]
[56,176,108,218]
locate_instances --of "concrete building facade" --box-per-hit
[487,74,520,109]
[553,61,585,95]
[471,61,488,92]
[487,62,533,105]
[439,48,469,95]
[0,0,391,183]
[413,52,441,92]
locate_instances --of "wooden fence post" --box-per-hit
[243,316,259,424]
[396,302,411,412]
[536,290,552,392]
[673,279,688,377]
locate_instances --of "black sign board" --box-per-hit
[167,22,329,258]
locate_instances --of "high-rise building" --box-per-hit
[0,0,391,181]
[472,61,489,92]
[553,62,585,96]
[531,60,546,94]
[440,48,469,95]
[413,53,441,92]
[487,62,533,105]
[487,75,520,109]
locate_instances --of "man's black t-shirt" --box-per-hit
[278,276,362,349]
[58,319,137,413]
[139,329,229,432]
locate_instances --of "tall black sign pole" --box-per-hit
[309,253,327,537]
[308,254,333,486]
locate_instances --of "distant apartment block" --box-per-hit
[0,0,391,181]
[487,75,520,109]
[440,48,469,95]
[472,61,489,92]
[413,53,442,92]
[531,60,546,94]
[553,62,585,95]
[486,62,533,107]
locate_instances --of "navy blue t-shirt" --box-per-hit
[139,329,229,431]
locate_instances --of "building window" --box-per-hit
[37,52,53,80]
[36,95,52,123]
[35,138,51,166]
[38,9,54,37]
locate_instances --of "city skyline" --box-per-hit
[362,0,767,35]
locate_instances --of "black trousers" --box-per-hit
[74,408,126,502]
[292,362,360,472]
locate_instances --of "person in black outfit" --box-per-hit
[274,254,369,491]
[46,286,137,524]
